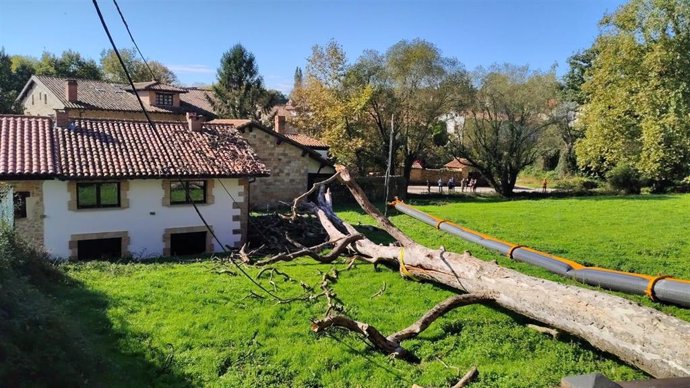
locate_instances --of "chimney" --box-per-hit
[65,79,77,102]
[55,110,70,127]
[186,112,203,132]
[275,115,286,133]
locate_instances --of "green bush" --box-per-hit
[553,177,600,192]
[606,164,641,194]
[0,229,102,387]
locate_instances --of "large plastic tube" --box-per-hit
[391,200,690,308]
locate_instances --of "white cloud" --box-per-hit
[166,64,215,74]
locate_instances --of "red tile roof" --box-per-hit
[0,115,268,179]
[56,119,269,179]
[283,133,329,149]
[207,118,252,127]
[0,116,57,178]
[444,158,473,169]
[180,88,215,118]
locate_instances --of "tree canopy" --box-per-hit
[576,0,690,183]
[449,65,560,196]
[292,39,472,180]
[210,44,280,121]
[100,48,177,84]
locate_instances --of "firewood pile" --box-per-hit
[246,212,329,255]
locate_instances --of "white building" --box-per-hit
[0,113,268,260]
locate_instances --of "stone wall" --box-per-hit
[327,176,407,203]
[240,127,334,209]
[409,168,467,185]
[5,180,45,250]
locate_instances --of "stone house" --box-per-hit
[209,116,334,209]
[0,114,268,260]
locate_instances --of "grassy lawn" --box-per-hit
[23,194,690,387]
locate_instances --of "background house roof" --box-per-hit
[128,81,188,93]
[20,76,215,117]
[283,133,329,149]
[444,158,473,169]
[0,115,57,178]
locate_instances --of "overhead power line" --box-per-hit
[91,0,284,301]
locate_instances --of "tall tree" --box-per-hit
[210,44,277,120]
[450,65,560,196]
[101,48,177,84]
[576,0,690,183]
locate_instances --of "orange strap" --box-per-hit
[646,275,671,301]
[507,245,524,259]
[435,219,448,229]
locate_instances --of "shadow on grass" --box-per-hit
[0,244,195,387]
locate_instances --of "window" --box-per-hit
[170,181,207,205]
[77,182,120,209]
[77,238,122,261]
[170,231,207,256]
[13,191,30,219]
[155,93,174,106]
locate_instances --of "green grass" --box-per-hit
[7,194,690,387]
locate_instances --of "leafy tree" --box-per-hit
[34,50,102,80]
[292,39,472,180]
[101,48,177,84]
[576,0,690,183]
[562,47,597,105]
[291,41,371,169]
[449,65,560,196]
[209,44,277,120]
[293,66,303,90]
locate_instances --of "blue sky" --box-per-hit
[1,0,627,93]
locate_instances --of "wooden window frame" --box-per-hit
[76,182,121,209]
[155,92,174,106]
[69,231,130,259]
[68,181,129,211]
[162,179,214,207]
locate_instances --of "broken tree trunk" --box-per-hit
[307,165,690,378]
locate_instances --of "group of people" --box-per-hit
[427,177,478,194]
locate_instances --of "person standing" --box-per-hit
[437,178,443,194]
[426,179,431,194]
[542,178,548,193]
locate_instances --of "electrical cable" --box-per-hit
[91,0,284,302]
[111,0,156,81]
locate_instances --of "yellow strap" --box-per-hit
[398,248,419,281]
[507,245,524,259]
[646,275,671,301]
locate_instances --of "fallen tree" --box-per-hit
[294,165,690,378]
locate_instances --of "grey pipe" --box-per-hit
[392,201,690,308]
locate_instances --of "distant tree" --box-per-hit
[210,44,277,120]
[0,49,19,113]
[34,50,102,80]
[293,66,303,90]
[576,0,690,183]
[101,48,177,84]
[449,65,560,196]
[562,47,597,106]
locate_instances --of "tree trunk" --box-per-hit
[311,166,690,378]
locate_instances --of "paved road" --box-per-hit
[407,185,548,195]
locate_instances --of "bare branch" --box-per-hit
[388,293,493,343]
[451,366,478,388]
[291,171,341,219]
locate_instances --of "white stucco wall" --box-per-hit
[42,178,243,259]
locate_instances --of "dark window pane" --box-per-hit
[170,182,188,204]
[170,231,207,256]
[100,183,119,206]
[77,184,98,208]
[77,238,122,260]
[13,191,30,219]
[187,181,206,203]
